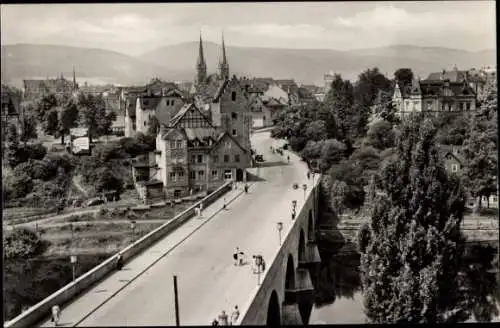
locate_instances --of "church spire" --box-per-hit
[196,32,207,85]
[72,66,78,90]
[219,32,229,81]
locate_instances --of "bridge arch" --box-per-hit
[308,210,314,242]
[298,229,306,263]
[266,290,281,326]
[285,254,295,290]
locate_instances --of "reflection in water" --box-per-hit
[312,234,500,324]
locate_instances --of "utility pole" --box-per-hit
[173,275,180,326]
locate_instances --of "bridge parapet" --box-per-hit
[239,173,321,326]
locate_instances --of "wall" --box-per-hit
[240,179,320,325]
[5,181,234,328]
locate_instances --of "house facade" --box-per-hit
[393,69,477,116]
[23,70,78,101]
[151,103,251,199]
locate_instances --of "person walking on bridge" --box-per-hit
[51,304,61,327]
[231,305,240,325]
[218,310,229,326]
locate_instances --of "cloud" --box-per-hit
[229,23,326,40]
[334,4,487,32]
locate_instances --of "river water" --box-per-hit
[310,239,500,324]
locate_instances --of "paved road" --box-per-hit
[36,131,312,327]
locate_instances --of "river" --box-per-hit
[310,238,500,324]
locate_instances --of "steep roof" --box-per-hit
[184,127,219,142]
[210,131,249,154]
[169,103,212,127]
[212,79,230,102]
[425,70,467,82]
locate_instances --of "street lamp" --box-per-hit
[70,254,77,281]
[130,220,136,239]
[277,222,283,245]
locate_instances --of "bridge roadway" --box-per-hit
[39,131,311,327]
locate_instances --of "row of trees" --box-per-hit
[21,92,116,145]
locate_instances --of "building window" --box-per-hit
[189,171,196,180]
[144,121,147,126]
[451,164,458,172]
[466,102,471,110]
[178,170,184,178]
[198,170,205,179]
[235,154,240,162]
[225,141,231,149]
[171,100,175,106]
[212,170,218,179]
[170,172,176,181]
[426,102,432,110]
[170,141,176,149]
[213,155,219,163]
[493,197,498,203]
[176,140,182,148]
[231,91,236,101]
[197,154,203,163]
[191,155,196,163]
[232,129,237,136]
[224,154,229,163]
[166,100,170,106]
[232,112,237,119]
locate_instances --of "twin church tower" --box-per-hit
[195,33,230,85]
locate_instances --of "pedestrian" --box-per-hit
[261,258,266,272]
[218,310,229,326]
[231,306,240,325]
[244,184,249,193]
[212,318,219,326]
[307,171,311,180]
[116,254,123,270]
[233,247,239,266]
[292,209,296,220]
[287,155,290,163]
[223,197,227,210]
[51,304,61,327]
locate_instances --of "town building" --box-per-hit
[132,33,254,201]
[1,84,22,139]
[324,70,335,95]
[393,67,477,116]
[22,69,79,101]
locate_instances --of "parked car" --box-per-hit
[86,198,105,207]
[255,155,264,162]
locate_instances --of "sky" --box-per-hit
[1,2,496,56]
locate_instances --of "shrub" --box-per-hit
[3,228,46,259]
[9,173,34,199]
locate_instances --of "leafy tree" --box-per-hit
[360,117,468,323]
[20,114,38,144]
[3,227,45,259]
[364,119,396,150]
[353,67,392,139]
[318,139,346,171]
[57,98,79,144]
[77,94,116,143]
[325,160,366,215]
[5,124,19,168]
[461,113,498,210]
[349,146,382,185]
[300,140,324,162]
[394,68,414,92]
[304,120,328,141]
[42,108,60,138]
[95,167,123,194]
[9,172,34,199]
[35,93,58,123]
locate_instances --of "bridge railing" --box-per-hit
[4,181,233,328]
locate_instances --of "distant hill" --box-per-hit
[1,43,495,88]
[139,42,496,85]
[0,44,184,88]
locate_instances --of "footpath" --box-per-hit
[37,184,247,327]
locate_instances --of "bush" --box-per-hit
[9,173,34,199]
[3,228,46,259]
[12,143,48,166]
[93,142,126,162]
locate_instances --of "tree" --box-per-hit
[77,94,116,143]
[58,98,79,144]
[360,117,469,323]
[5,124,20,168]
[461,113,497,210]
[318,139,346,171]
[394,68,414,92]
[304,120,328,141]
[95,167,123,194]
[35,93,58,123]
[20,114,38,144]
[364,119,396,150]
